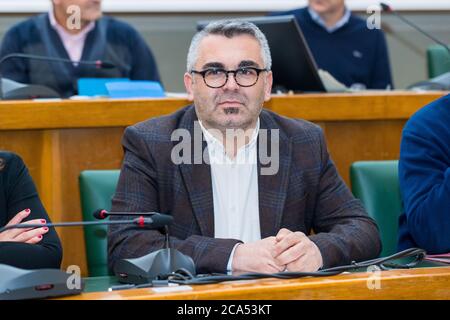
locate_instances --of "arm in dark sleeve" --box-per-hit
[368,30,393,89]
[399,126,450,253]
[308,128,382,268]
[0,26,30,84]
[0,153,62,269]
[128,31,162,85]
[108,126,240,274]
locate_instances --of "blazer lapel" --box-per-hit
[178,106,215,237]
[258,110,292,238]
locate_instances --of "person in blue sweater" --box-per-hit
[270,0,393,89]
[0,0,161,98]
[398,94,450,254]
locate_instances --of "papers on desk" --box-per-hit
[318,69,348,92]
[424,253,450,264]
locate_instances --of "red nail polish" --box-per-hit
[25,208,30,213]
[39,235,43,239]
[41,220,46,224]
[43,227,49,231]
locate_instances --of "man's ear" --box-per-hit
[184,72,195,101]
[264,71,273,101]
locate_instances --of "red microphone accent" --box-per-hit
[138,216,145,227]
[100,210,107,219]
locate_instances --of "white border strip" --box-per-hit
[1,0,450,13]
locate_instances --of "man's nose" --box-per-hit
[222,73,240,91]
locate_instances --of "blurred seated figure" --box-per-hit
[0,0,161,98]
[398,94,450,254]
[271,0,393,89]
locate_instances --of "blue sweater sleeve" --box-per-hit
[128,31,162,85]
[399,99,450,253]
[0,26,30,84]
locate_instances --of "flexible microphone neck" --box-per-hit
[92,209,173,230]
[380,2,450,55]
[0,53,116,98]
[93,209,165,219]
[0,53,115,70]
[0,218,154,234]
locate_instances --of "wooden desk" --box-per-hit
[0,91,446,275]
[58,266,450,300]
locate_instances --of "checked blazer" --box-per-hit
[108,105,381,274]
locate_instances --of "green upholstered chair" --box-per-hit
[427,44,450,78]
[79,170,120,277]
[350,161,401,257]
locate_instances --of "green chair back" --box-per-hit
[350,161,401,257]
[79,170,120,277]
[427,44,450,78]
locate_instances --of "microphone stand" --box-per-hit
[0,217,157,300]
[380,3,450,55]
[98,210,196,285]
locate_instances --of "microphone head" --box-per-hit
[379,2,392,12]
[152,214,173,228]
[93,209,108,220]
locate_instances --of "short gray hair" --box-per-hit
[186,20,272,72]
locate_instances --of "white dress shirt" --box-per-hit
[308,7,351,33]
[199,119,261,272]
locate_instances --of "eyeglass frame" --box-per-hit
[190,66,269,88]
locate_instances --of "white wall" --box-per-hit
[0,0,450,13]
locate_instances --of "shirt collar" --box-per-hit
[48,8,95,39]
[198,118,260,150]
[308,7,351,33]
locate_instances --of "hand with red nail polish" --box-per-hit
[0,208,49,244]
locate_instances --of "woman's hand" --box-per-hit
[0,209,49,244]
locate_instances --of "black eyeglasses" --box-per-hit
[190,67,268,88]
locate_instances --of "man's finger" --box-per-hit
[275,241,307,266]
[275,228,292,242]
[273,231,306,257]
[286,255,311,272]
[268,261,286,273]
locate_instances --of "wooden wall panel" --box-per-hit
[57,128,125,272]
[321,120,406,185]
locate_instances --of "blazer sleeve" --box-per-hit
[0,153,62,269]
[308,128,382,268]
[108,126,241,274]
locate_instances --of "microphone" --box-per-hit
[380,2,450,55]
[0,53,116,99]
[92,209,173,229]
[0,217,157,234]
[93,208,196,284]
[0,53,116,70]
[93,209,164,219]
[0,216,157,300]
